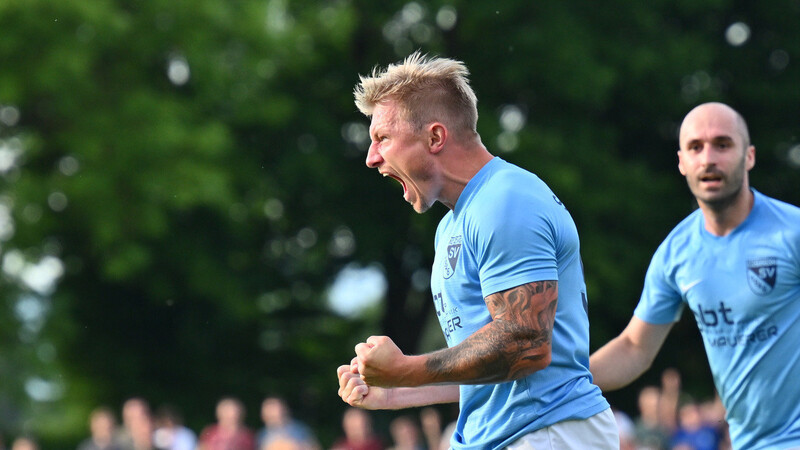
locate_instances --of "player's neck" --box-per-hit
[699,187,754,237]
[439,145,493,210]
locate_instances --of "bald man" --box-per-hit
[590,102,800,449]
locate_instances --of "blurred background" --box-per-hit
[0,0,798,448]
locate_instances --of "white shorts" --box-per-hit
[505,408,620,450]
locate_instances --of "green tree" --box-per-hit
[0,0,797,447]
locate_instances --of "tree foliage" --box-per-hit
[0,0,798,446]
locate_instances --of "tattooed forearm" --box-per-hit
[425,280,558,384]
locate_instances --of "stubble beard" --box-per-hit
[692,157,748,213]
[411,160,440,214]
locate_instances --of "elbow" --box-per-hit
[638,351,657,376]
[531,350,552,374]
[534,348,552,372]
[509,346,552,380]
[525,352,553,376]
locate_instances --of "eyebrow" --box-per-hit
[711,135,735,143]
[684,135,735,147]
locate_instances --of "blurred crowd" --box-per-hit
[0,368,731,450]
[614,368,732,450]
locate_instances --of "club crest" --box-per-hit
[443,235,463,279]
[747,257,777,295]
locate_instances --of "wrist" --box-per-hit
[403,354,432,387]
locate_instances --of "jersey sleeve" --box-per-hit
[634,243,685,324]
[470,191,562,298]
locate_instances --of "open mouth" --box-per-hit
[384,173,407,195]
[699,173,723,184]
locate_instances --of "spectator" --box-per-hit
[78,406,121,450]
[387,415,423,450]
[658,368,681,434]
[198,397,255,450]
[634,386,670,450]
[261,438,305,450]
[153,405,197,450]
[670,401,720,450]
[418,408,442,450]
[9,437,37,450]
[255,397,319,450]
[330,408,384,450]
[699,395,730,450]
[127,406,162,450]
[118,397,152,450]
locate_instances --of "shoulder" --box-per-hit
[756,190,800,221]
[646,209,703,275]
[657,209,702,250]
[749,191,800,246]
[468,162,560,220]
[483,159,548,198]
[754,191,800,262]
[466,182,565,249]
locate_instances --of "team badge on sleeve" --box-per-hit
[443,235,463,279]
[747,257,777,295]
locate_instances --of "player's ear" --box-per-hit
[429,123,447,154]
[677,149,687,176]
[745,145,756,171]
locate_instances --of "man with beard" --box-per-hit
[590,102,800,449]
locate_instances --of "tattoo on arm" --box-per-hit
[425,280,558,384]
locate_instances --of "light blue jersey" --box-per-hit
[430,157,609,450]
[635,189,800,450]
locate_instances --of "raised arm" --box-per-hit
[589,316,674,391]
[355,280,558,387]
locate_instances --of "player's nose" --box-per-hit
[366,143,383,168]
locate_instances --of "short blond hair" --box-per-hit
[354,52,478,136]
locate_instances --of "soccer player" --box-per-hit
[590,102,800,449]
[336,52,617,449]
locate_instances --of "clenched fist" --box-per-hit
[336,358,390,409]
[354,335,413,387]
